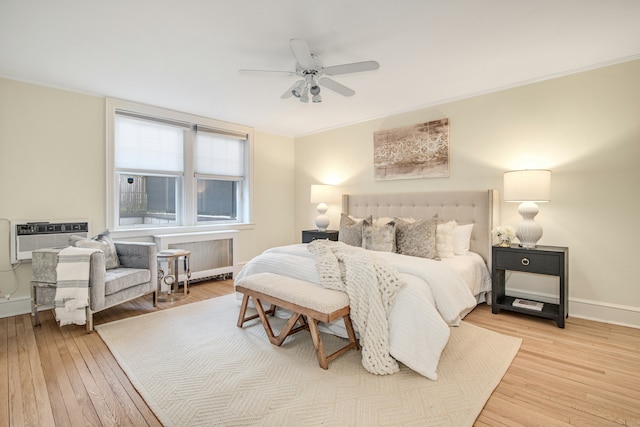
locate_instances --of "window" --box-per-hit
[106,99,253,232]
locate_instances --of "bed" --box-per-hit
[236,190,499,380]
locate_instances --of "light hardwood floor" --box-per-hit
[1,279,639,426]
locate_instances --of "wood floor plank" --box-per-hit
[59,325,124,427]
[6,317,25,427]
[0,317,10,427]
[19,313,56,426]
[32,316,72,427]
[48,309,105,427]
[15,314,42,426]
[39,309,95,426]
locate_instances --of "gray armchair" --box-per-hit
[31,241,158,332]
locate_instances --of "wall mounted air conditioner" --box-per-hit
[10,220,90,264]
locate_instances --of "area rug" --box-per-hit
[96,294,521,427]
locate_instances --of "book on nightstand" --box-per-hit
[158,249,190,256]
[512,298,544,311]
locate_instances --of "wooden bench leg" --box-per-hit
[237,294,250,327]
[343,314,360,351]
[307,316,360,370]
[238,293,308,346]
[308,317,329,369]
[237,293,276,327]
[254,296,308,346]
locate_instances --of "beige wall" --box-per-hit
[0,78,295,306]
[295,60,640,316]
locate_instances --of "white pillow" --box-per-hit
[453,223,474,255]
[436,220,456,258]
[373,217,394,227]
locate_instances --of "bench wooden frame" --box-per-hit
[236,284,359,369]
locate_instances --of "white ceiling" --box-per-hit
[2,0,640,137]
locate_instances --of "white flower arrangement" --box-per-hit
[491,225,516,241]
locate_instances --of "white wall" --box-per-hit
[0,78,295,314]
[295,60,640,326]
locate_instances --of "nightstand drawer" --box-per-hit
[302,230,339,243]
[494,249,561,275]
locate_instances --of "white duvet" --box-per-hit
[235,244,490,380]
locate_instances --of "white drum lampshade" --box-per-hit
[503,170,551,248]
[310,184,338,231]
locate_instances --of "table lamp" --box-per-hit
[310,184,337,231]
[503,169,551,248]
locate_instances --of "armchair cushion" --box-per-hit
[105,268,151,296]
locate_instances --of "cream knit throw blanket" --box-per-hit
[308,240,405,375]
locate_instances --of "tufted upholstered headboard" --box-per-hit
[342,190,499,269]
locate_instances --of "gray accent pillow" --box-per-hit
[69,230,120,269]
[362,219,396,252]
[395,215,439,259]
[338,214,371,247]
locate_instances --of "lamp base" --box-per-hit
[315,202,330,232]
[516,201,543,248]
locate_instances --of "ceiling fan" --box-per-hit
[239,39,380,103]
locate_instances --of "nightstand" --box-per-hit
[492,245,569,328]
[302,230,339,243]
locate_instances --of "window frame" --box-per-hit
[106,98,254,237]
[194,174,242,224]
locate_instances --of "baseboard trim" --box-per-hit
[569,298,640,329]
[508,288,640,329]
[0,295,32,319]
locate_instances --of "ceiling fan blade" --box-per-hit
[290,39,315,70]
[318,77,355,97]
[323,60,380,76]
[239,69,297,77]
[281,80,303,99]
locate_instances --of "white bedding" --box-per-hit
[441,252,493,304]
[235,243,492,380]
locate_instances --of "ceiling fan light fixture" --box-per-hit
[300,86,310,103]
[310,85,321,95]
[312,93,322,103]
[291,81,305,98]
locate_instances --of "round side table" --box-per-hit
[156,249,191,302]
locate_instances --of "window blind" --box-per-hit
[114,114,184,172]
[194,131,245,177]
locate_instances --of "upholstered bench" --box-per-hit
[236,272,359,369]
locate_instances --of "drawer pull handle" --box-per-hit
[521,257,530,266]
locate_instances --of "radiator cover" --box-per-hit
[153,230,238,282]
